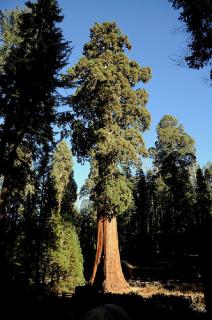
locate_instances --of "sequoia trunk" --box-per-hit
[90,216,129,293]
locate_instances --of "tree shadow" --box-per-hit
[0,282,208,320]
[73,287,207,320]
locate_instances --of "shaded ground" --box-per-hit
[1,257,208,319]
[1,280,207,320]
[121,256,201,282]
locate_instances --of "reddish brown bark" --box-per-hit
[90,216,129,293]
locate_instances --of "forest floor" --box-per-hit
[1,279,207,320]
[129,279,206,312]
[119,256,206,310]
[71,279,207,319]
[1,257,208,319]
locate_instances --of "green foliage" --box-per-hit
[66,22,151,218]
[47,212,84,293]
[1,0,211,293]
[0,0,70,215]
[203,162,212,189]
[152,115,195,168]
[101,174,133,216]
[51,140,75,212]
[0,1,84,293]
[46,140,84,293]
[203,162,212,216]
[128,115,199,257]
[0,0,71,287]
[0,9,23,69]
[196,167,211,220]
[75,200,97,280]
[150,115,197,237]
[154,116,196,229]
[61,172,77,220]
[169,0,212,79]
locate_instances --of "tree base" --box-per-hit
[90,217,130,293]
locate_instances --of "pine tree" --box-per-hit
[46,140,84,293]
[196,167,211,223]
[0,9,23,70]
[6,145,52,288]
[146,170,172,256]
[151,114,196,168]
[0,0,70,217]
[76,200,97,281]
[118,169,147,260]
[151,115,196,256]
[203,162,212,203]
[169,0,212,80]
[66,22,151,292]
[50,140,76,212]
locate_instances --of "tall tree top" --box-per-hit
[51,140,74,211]
[66,22,151,217]
[67,22,151,168]
[83,22,131,58]
[0,0,70,146]
[152,114,196,167]
[0,9,23,69]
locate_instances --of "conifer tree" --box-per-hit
[0,0,70,217]
[152,114,196,168]
[77,200,97,280]
[66,22,151,292]
[46,140,84,293]
[151,115,196,255]
[196,167,211,223]
[0,9,23,70]
[5,145,52,287]
[203,162,212,202]
[169,0,212,80]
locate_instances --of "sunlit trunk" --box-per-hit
[90,216,129,293]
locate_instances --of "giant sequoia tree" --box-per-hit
[151,115,197,255]
[152,114,196,167]
[66,22,151,292]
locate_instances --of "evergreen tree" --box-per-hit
[76,199,97,281]
[196,167,211,222]
[146,170,172,256]
[47,212,84,293]
[0,0,70,217]
[0,1,70,286]
[46,140,84,293]
[169,0,212,80]
[0,9,23,70]
[119,169,147,260]
[151,114,196,168]
[7,145,52,288]
[151,115,196,256]
[203,162,212,201]
[50,140,77,213]
[66,22,151,292]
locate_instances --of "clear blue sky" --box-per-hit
[1,0,212,192]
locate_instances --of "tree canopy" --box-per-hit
[0,0,70,216]
[151,114,196,169]
[169,0,212,80]
[66,21,151,218]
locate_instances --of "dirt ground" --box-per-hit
[1,278,207,320]
[128,279,206,312]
